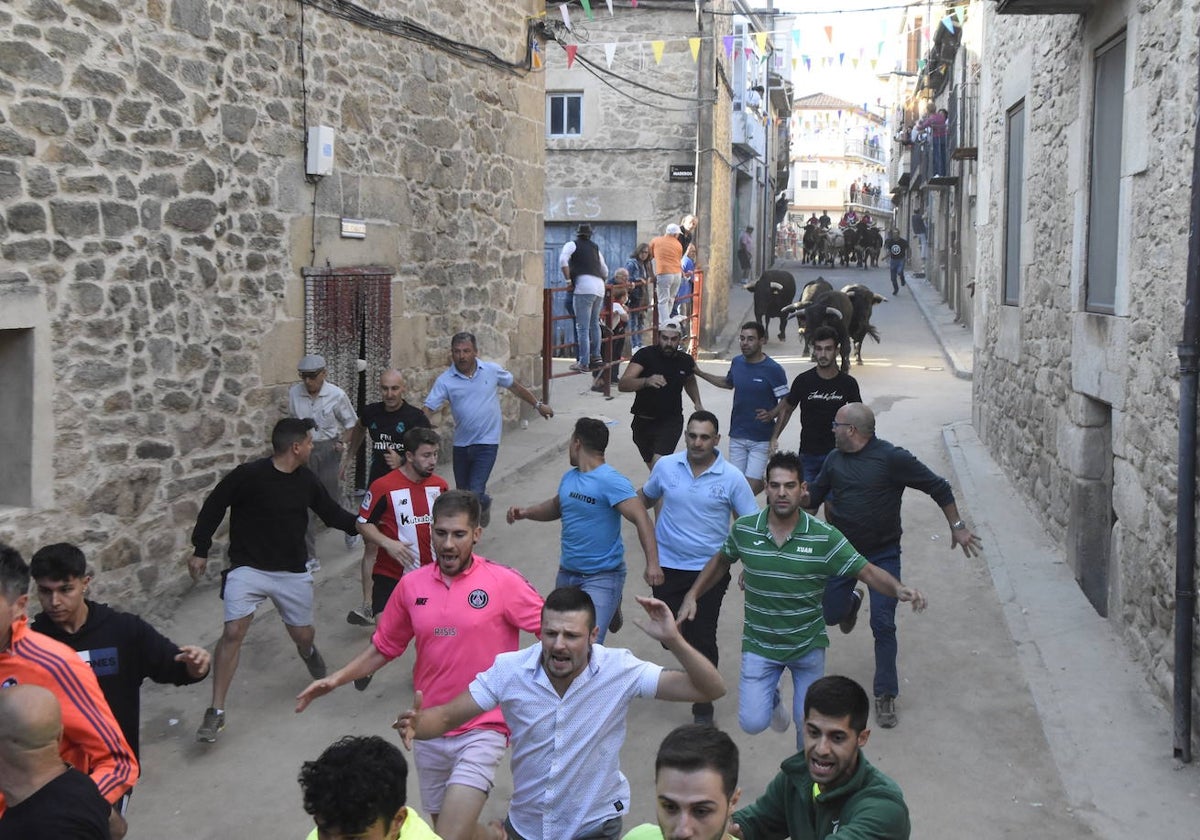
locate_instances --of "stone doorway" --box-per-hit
[301,265,394,497]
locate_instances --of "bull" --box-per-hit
[840,226,859,267]
[782,287,854,372]
[751,269,797,341]
[860,227,883,268]
[841,283,887,366]
[795,277,832,357]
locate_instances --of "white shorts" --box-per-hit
[413,729,507,814]
[727,437,770,481]
[222,566,314,627]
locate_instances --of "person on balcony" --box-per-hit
[917,105,949,176]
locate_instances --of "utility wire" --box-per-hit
[296,0,532,74]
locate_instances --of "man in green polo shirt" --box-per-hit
[678,451,925,747]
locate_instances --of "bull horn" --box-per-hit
[825,307,843,319]
[781,301,804,313]
[770,282,783,292]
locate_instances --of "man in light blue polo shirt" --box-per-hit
[638,410,758,724]
[507,418,660,641]
[423,332,553,526]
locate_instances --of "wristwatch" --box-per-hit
[951,519,966,531]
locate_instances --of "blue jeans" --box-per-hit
[823,543,901,697]
[739,648,826,751]
[573,293,603,365]
[452,444,499,512]
[556,565,626,644]
[889,258,906,290]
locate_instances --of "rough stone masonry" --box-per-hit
[0,0,545,615]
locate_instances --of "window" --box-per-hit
[1085,33,1126,314]
[0,329,34,507]
[1002,100,1025,306]
[798,169,818,190]
[547,93,582,137]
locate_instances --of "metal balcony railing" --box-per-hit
[844,139,886,165]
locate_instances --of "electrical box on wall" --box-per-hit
[306,126,335,176]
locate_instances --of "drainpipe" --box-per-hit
[1174,58,1200,763]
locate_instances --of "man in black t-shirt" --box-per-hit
[884,229,910,294]
[342,369,432,626]
[617,319,703,468]
[188,418,360,743]
[344,369,432,488]
[0,685,113,840]
[760,326,862,495]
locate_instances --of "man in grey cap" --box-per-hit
[288,354,358,571]
[559,223,609,373]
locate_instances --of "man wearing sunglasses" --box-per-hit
[289,354,359,571]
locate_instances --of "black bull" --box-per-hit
[841,283,886,365]
[782,289,854,372]
[753,269,797,340]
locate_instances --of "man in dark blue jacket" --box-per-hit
[801,403,981,728]
[30,543,210,762]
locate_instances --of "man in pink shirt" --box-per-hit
[296,490,543,840]
[649,223,684,329]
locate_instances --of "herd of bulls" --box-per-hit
[750,271,886,373]
[802,222,884,269]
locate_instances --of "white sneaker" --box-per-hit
[769,690,790,732]
[344,533,361,550]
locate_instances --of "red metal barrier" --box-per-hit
[541,271,704,402]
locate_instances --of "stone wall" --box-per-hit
[974,0,1199,715]
[0,0,543,614]
[543,0,736,342]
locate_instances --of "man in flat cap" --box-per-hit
[289,354,358,571]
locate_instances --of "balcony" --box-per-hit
[844,139,885,165]
[732,106,766,156]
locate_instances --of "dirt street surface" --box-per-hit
[123,262,1199,839]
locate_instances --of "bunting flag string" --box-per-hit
[542,2,970,72]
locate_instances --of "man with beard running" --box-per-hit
[760,326,861,498]
[296,490,543,840]
[731,675,911,839]
[395,586,725,840]
[618,319,703,470]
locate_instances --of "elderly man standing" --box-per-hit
[423,332,553,527]
[288,354,358,571]
[649,223,684,328]
[560,223,609,373]
[802,403,980,729]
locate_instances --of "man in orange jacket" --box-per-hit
[0,543,137,838]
